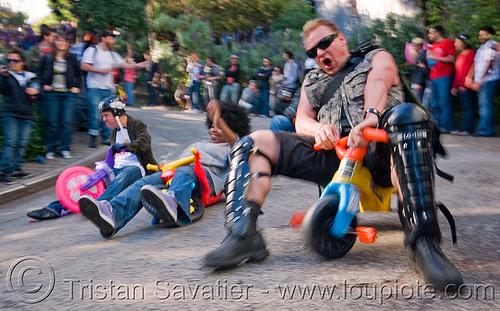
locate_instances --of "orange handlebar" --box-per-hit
[313,128,388,161]
[362,128,388,143]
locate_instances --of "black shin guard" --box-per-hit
[205,136,269,268]
[382,103,441,244]
[382,103,462,290]
[225,136,260,237]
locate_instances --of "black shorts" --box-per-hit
[272,131,392,187]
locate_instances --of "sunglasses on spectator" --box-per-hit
[7,59,22,63]
[306,33,339,58]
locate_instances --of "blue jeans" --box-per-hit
[43,91,76,152]
[269,115,296,132]
[257,88,270,116]
[125,81,135,105]
[187,81,202,110]
[98,166,143,202]
[220,83,240,104]
[87,88,112,140]
[146,83,157,106]
[168,166,214,226]
[108,166,214,237]
[203,84,218,109]
[430,76,455,132]
[1,116,32,172]
[458,88,475,133]
[476,79,499,136]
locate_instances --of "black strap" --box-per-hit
[437,202,458,244]
[319,56,364,108]
[435,163,454,182]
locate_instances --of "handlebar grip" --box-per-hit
[147,164,159,171]
[313,143,321,151]
[362,128,388,143]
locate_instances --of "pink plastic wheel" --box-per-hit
[55,166,105,213]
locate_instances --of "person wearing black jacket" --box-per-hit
[220,54,240,104]
[410,37,430,103]
[39,31,82,159]
[256,57,273,117]
[0,49,39,183]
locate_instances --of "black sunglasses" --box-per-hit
[7,59,22,63]
[306,33,339,58]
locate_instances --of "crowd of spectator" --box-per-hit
[410,25,500,137]
[1,19,499,185]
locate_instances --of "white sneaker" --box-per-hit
[61,151,73,159]
[45,152,56,159]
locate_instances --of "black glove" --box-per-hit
[111,143,126,154]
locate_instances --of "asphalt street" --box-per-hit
[0,106,498,310]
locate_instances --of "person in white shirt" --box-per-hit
[470,26,500,136]
[80,30,146,147]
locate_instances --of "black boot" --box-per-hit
[89,135,97,148]
[204,200,269,268]
[383,103,463,291]
[204,136,269,268]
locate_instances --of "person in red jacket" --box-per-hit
[451,34,476,136]
[427,25,456,133]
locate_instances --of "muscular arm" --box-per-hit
[349,50,399,147]
[295,87,339,150]
[295,88,321,136]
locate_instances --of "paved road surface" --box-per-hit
[0,107,498,310]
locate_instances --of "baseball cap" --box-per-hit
[99,30,116,39]
[230,54,239,59]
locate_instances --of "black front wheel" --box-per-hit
[189,195,205,223]
[302,194,357,259]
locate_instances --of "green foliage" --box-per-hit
[148,0,309,88]
[184,0,292,34]
[149,39,186,86]
[24,103,46,161]
[7,12,28,27]
[31,14,62,35]
[271,0,316,31]
[48,0,77,21]
[360,13,424,73]
[69,0,148,37]
[411,0,500,46]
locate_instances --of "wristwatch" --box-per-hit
[363,108,381,120]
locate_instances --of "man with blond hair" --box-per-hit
[204,18,462,291]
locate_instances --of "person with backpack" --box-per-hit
[80,30,147,148]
